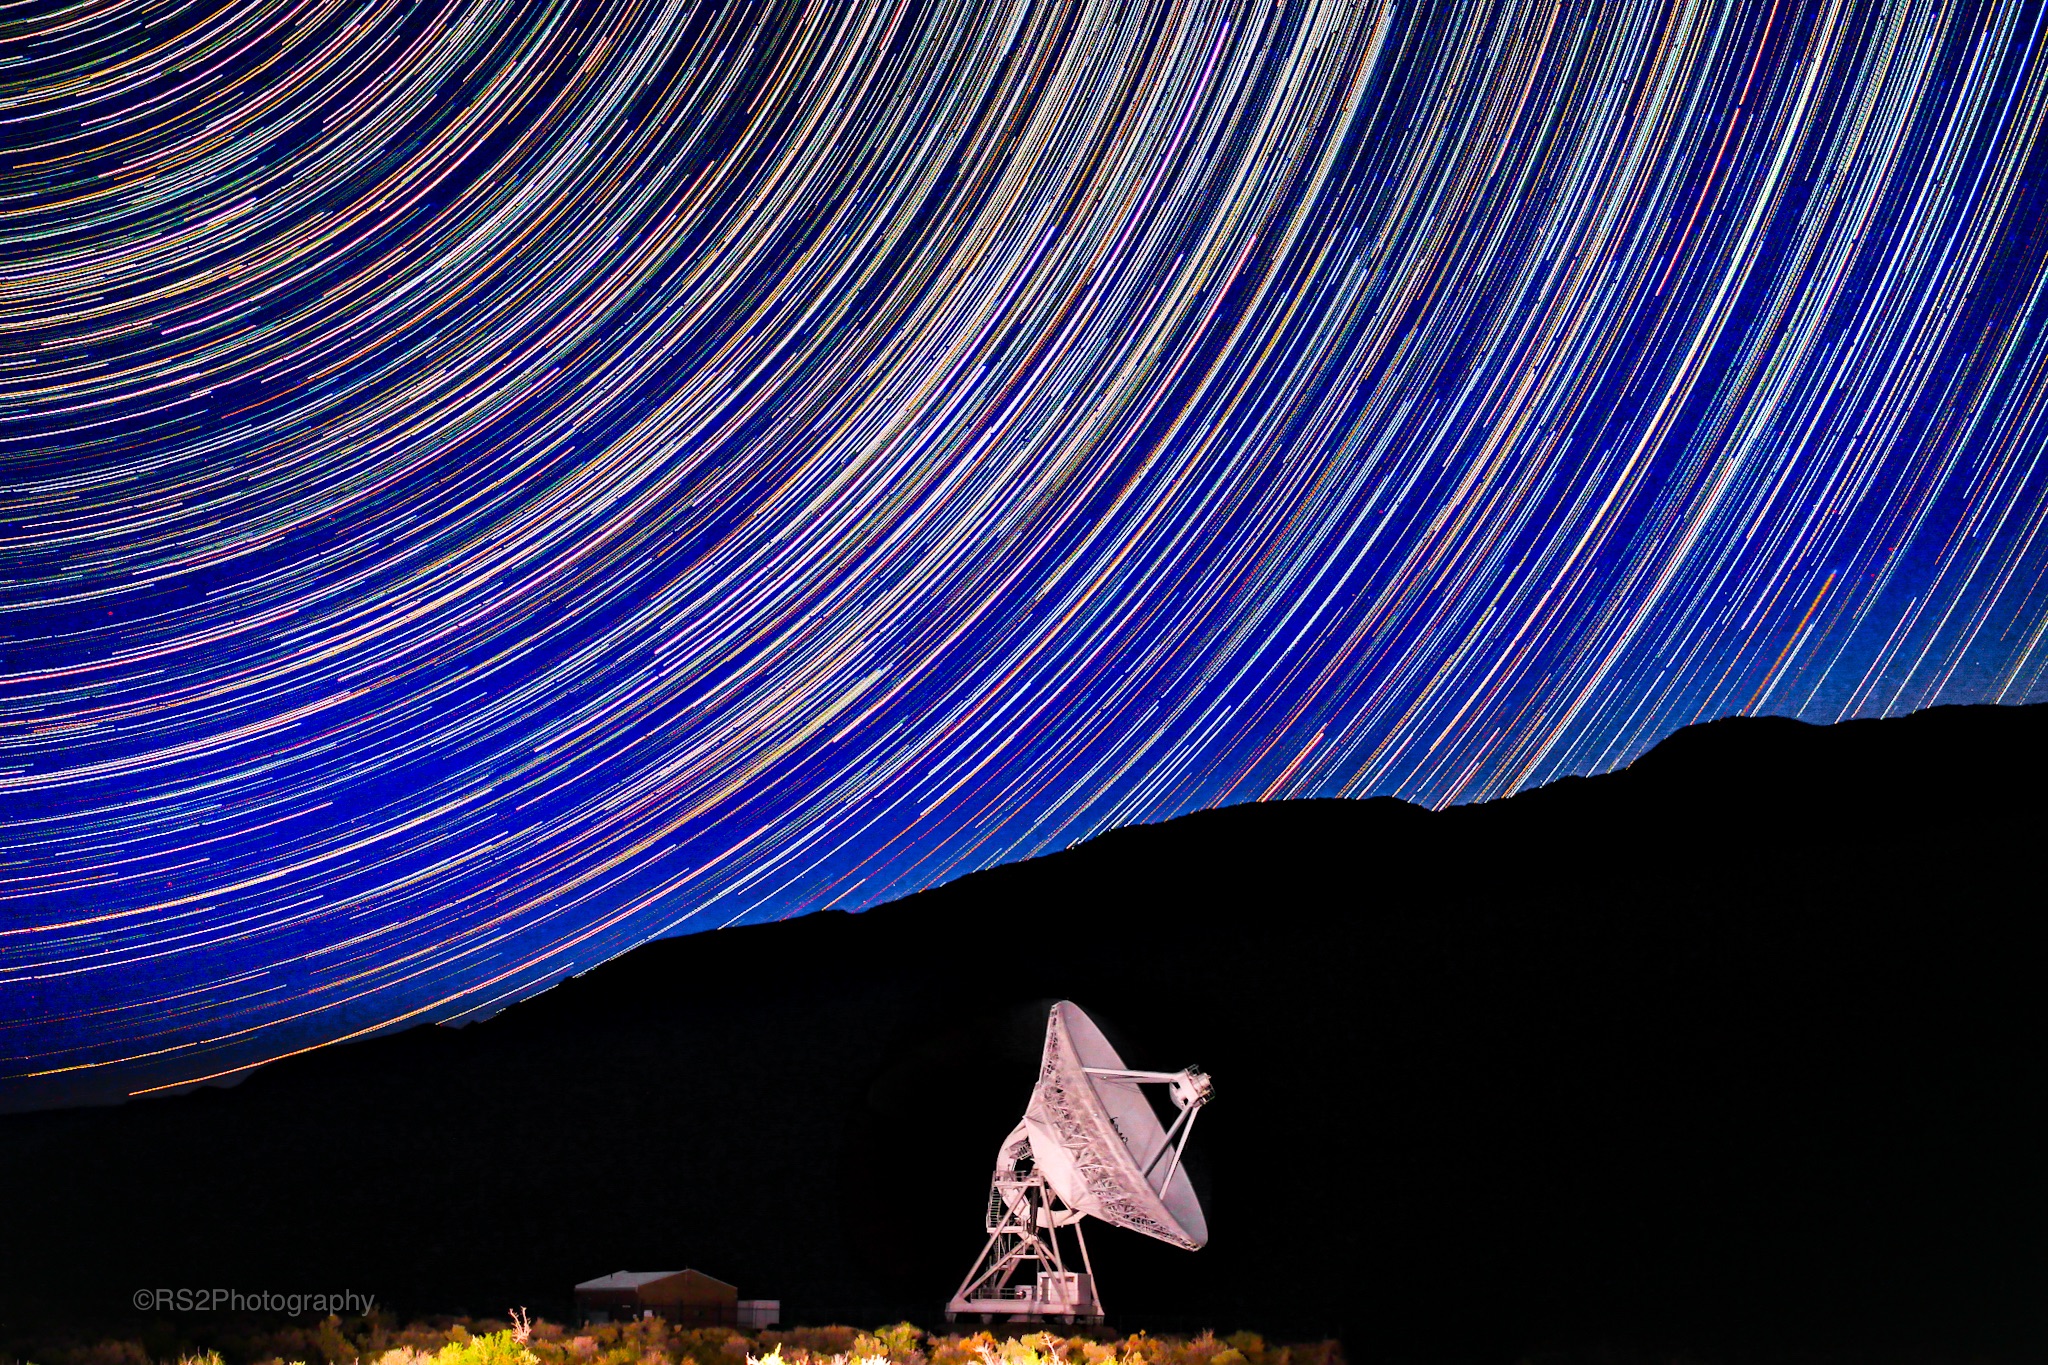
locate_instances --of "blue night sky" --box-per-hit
[5,0,2048,1107]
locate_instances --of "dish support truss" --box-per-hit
[945,1160,1101,1323]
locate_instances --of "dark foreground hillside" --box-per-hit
[2,704,2045,1363]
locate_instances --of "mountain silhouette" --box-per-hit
[2,704,2044,1363]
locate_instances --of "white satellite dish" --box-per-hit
[946,1001,1214,1323]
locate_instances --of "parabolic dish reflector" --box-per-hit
[1021,1001,1209,1249]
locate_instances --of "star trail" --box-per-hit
[5,0,2048,1106]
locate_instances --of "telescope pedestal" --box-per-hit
[945,1169,1102,1324]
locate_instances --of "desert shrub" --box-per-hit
[984,1334,1061,1365]
[849,1328,920,1365]
[432,1331,538,1365]
[312,1320,363,1365]
[750,1329,857,1362]
[661,1331,744,1365]
[923,1332,998,1365]
[871,1329,921,1361]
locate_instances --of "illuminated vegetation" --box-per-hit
[5,1316,1342,1365]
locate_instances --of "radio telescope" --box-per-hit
[946,1001,1214,1323]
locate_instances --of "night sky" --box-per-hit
[6,0,2048,1105]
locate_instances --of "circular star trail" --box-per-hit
[5,0,2048,1104]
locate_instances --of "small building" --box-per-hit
[573,1269,739,1326]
